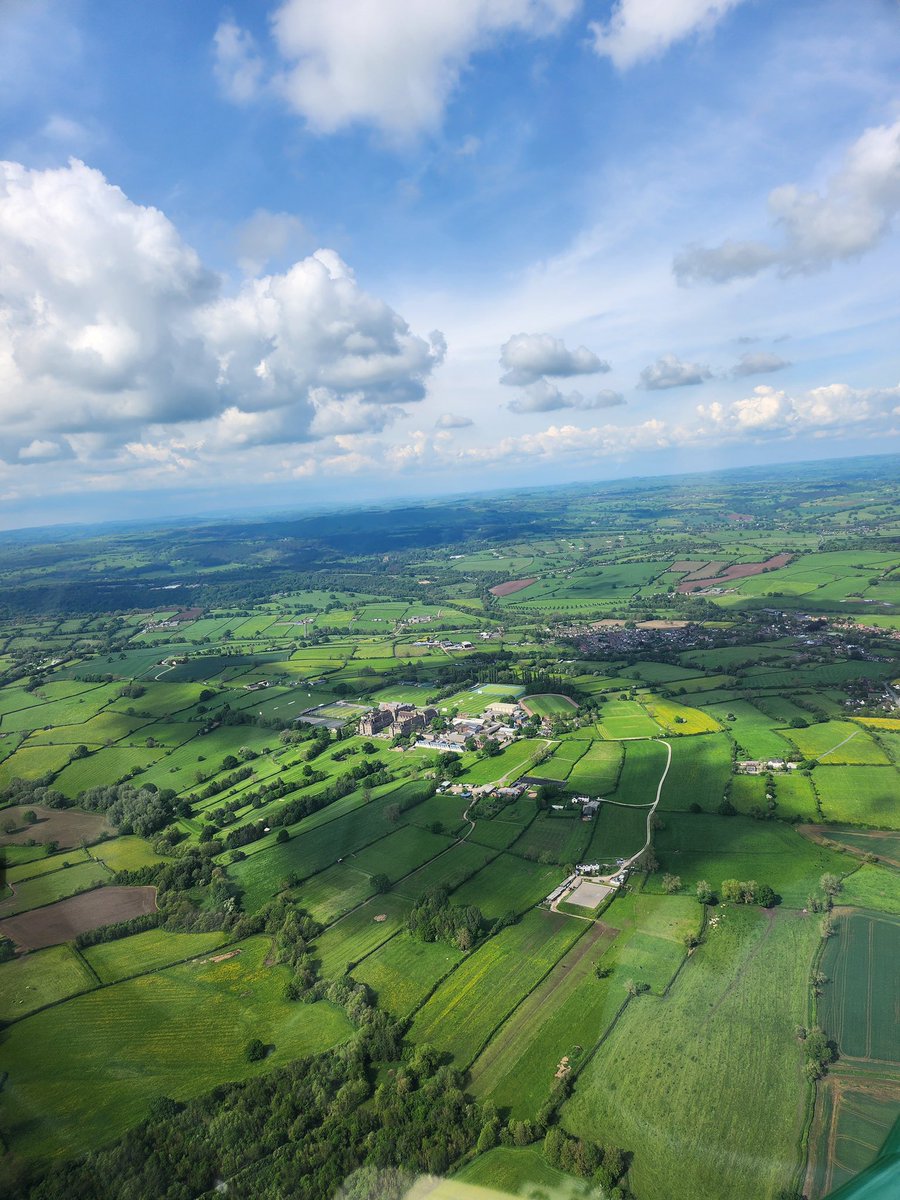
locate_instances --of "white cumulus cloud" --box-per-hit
[217,0,578,139]
[590,0,745,70]
[499,331,610,386]
[0,159,445,463]
[639,353,711,389]
[675,118,900,283]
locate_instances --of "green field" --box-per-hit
[313,895,413,978]
[452,853,563,919]
[0,943,96,1022]
[838,864,900,913]
[786,721,890,765]
[522,694,579,717]
[596,700,662,740]
[0,860,111,917]
[82,928,229,984]
[585,801,649,861]
[565,739,623,795]
[352,931,463,1016]
[819,911,899,1063]
[651,813,851,906]
[471,894,699,1118]
[703,700,794,759]
[408,909,582,1066]
[532,739,587,781]
[454,1147,588,1198]
[613,737,669,807]
[510,813,591,864]
[0,936,353,1160]
[461,739,551,787]
[813,765,899,827]
[562,908,821,1200]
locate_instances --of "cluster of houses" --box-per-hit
[411,638,475,651]
[549,795,601,820]
[736,759,800,774]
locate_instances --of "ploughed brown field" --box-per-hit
[489,577,536,596]
[0,805,113,849]
[676,553,793,593]
[0,886,157,950]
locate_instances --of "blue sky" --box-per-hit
[0,0,899,527]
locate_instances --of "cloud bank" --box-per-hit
[675,118,900,283]
[0,159,445,463]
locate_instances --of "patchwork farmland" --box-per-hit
[0,458,897,1200]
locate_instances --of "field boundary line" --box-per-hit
[72,943,102,986]
[458,917,591,1072]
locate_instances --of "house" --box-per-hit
[582,800,600,820]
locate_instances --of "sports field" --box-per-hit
[521,694,579,718]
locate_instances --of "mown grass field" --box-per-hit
[564,739,623,794]
[461,739,550,787]
[408,909,582,1066]
[702,699,793,759]
[352,931,463,1016]
[349,824,453,884]
[5,847,91,884]
[0,943,96,1022]
[562,908,821,1200]
[612,737,668,806]
[510,814,591,865]
[454,1147,587,1198]
[522,694,579,717]
[0,860,110,917]
[313,895,412,978]
[91,835,169,873]
[813,765,899,827]
[452,853,562,919]
[0,744,76,788]
[82,928,229,984]
[596,700,661,740]
[0,935,354,1161]
[229,784,432,910]
[470,894,700,1118]
[533,739,587,781]
[394,839,497,901]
